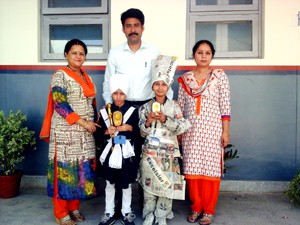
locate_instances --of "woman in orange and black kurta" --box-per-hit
[177,40,231,225]
[40,39,99,225]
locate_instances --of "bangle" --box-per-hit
[83,120,88,128]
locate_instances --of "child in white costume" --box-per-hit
[95,74,139,225]
[138,56,191,225]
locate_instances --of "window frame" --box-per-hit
[186,0,262,59]
[41,0,108,14]
[190,0,259,12]
[41,0,109,61]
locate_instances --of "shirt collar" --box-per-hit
[123,41,146,52]
[153,97,168,105]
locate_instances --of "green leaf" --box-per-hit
[0,110,36,176]
[285,169,300,206]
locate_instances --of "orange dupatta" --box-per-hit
[39,67,96,142]
[178,73,208,115]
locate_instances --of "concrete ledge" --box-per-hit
[220,180,288,193]
[21,175,289,193]
[21,175,47,189]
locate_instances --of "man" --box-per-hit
[102,8,173,107]
[101,8,173,225]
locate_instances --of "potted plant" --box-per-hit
[285,169,300,206]
[0,110,36,198]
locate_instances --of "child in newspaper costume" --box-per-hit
[138,55,191,225]
[95,74,139,225]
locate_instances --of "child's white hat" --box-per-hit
[151,55,178,87]
[110,74,129,96]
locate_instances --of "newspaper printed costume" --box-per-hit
[139,55,191,225]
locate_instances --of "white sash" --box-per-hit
[99,106,136,168]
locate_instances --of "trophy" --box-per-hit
[152,101,161,116]
[107,104,123,134]
[107,104,123,151]
[113,111,123,127]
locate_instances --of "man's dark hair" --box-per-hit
[121,8,145,26]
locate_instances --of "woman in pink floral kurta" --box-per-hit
[177,40,230,225]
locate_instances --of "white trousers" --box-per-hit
[104,180,132,216]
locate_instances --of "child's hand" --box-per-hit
[107,125,117,135]
[117,124,133,132]
[144,112,153,127]
[151,111,167,123]
[177,135,182,146]
[155,111,167,123]
[175,112,183,119]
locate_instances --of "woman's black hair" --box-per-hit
[121,8,145,26]
[64,39,88,56]
[192,40,215,58]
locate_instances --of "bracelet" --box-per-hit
[83,120,88,128]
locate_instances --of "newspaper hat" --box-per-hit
[152,55,178,87]
[110,74,129,96]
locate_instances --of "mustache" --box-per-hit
[129,32,138,36]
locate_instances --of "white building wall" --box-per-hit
[0,0,299,66]
[0,0,39,65]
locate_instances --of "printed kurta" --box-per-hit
[177,69,231,178]
[139,99,190,199]
[47,69,97,200]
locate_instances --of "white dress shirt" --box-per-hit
[102,42,173,104]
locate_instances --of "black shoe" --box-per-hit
[98,213,115,225]
[121,212,136,225]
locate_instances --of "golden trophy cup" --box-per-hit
[106,104,123,151]
[152,101,161,116]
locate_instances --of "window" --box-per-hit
[187,0,262,59]
[41,0,109,61]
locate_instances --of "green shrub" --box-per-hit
[224,144,239,173]
[0,110,36,176]
[286,170,300,206]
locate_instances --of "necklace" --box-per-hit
[193,68,212,82]
[66,65,84,77]
[66,65,87,83]
[193,68,212,77]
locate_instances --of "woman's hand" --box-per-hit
[78,118,100,133]
[221,132,230,148]
[221,120,230,147]
[85,121,101,134]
